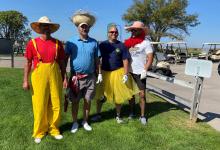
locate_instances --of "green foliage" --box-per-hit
[0,68,220,150]
[123,0,200,42]
[0,10,31,44]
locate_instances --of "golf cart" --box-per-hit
[198,43,220,62]
[164,41,188,64]
[150,42,172,77]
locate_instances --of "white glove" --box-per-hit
[140,70,147,79]
[96,74,103,84]
[122,74,128,83]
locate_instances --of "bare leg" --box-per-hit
[83,99,91,122]
[139,90,146,117]
[129,96,135,115]
[96,99,103,115]
[72,100,79,122]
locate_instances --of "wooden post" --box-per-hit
[190,76,204,122]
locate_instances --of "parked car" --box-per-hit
[150,42,172,77]
[198,43,220,62]
[164,41,188,64]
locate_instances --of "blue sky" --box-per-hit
[1,0,220,48]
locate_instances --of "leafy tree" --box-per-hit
[0,10,31,45]
[123,0,199,43]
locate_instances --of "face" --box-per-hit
[39,24,51,35]
[78,24,90,37]
[108,27,118,41]
[131,28,142,37]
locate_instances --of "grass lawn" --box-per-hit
[0,68,220,150]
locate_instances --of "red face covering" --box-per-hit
[124,30,146,49]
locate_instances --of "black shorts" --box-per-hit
[130,73,146,91]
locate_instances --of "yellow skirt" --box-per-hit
[98,67,139,104]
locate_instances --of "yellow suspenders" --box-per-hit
[31,39,59,61]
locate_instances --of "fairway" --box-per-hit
[0,68,220,150]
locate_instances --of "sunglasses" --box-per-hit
[109,31,118,34]
[131,29,138,32]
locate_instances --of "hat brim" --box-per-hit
[125,26,148,34]
[31,22,60,34]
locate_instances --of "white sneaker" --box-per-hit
[140,117,147,125]
[71,122,79,133]
[34,138,41,144]
[54,134,63,140]
[116,116,124,124]
[82,121,92,131]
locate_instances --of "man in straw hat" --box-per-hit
[124,21,154,125]
[65,10,102,133]
[23,16,67,143]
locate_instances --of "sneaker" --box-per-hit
[128,113,135,120]
[82,121,92,131]
[54,134,63,140]
[116,116,124,124]
[71,122,79,133]
[34,138,41,144]
[91,114,102,122]
[139,117,147,125]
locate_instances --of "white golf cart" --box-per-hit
[198,43,220,62]
[164,41,188,64]
[150,42,172,77]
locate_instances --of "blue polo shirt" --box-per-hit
[99,40,130,71]
[65,36,100,74]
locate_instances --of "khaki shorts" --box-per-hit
[69,74,96,101]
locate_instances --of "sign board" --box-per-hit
[0,38,13,54]
[185,58,212,78]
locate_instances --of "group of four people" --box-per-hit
[22,10,153,144]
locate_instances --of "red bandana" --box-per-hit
[124,31,146,49]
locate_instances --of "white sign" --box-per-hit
[185,58,212,78]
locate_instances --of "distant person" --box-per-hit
[23,16,67,143]
[124,21,153,125]
[65,10,102,133]
[92,23,139,123]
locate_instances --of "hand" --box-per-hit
[63,77,68,89]
[140,70,147,79]
[96,74,103,84]
[122,74,128,83]
[23,81,30,90]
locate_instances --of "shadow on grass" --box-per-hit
[60,100,179,133]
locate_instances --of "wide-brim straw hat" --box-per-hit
[125,21,148,34]
[30,16,60,34]
[71,10,96,27]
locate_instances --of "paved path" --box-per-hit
[147,63,220,131]
[1,56,220,131]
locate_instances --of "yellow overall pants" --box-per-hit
[31,39,62,138]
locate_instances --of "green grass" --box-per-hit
[0,68,220,150]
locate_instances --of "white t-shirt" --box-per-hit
[129,39,153,74]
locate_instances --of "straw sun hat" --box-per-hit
[125,21,148,34]
[30,16,60,34]
[71,10,96,27]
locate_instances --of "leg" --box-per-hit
[83,99,91,122]
[48,64,62,136]
[31,68,50,139]
[139,90,146,117]
[72,100,79,122]
[129,96,135,118]
[115,104,124,124]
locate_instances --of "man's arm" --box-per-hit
[22,59,32,90]
[122,59,129,75]
[95,57,101,74]
[144,53,154,71]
